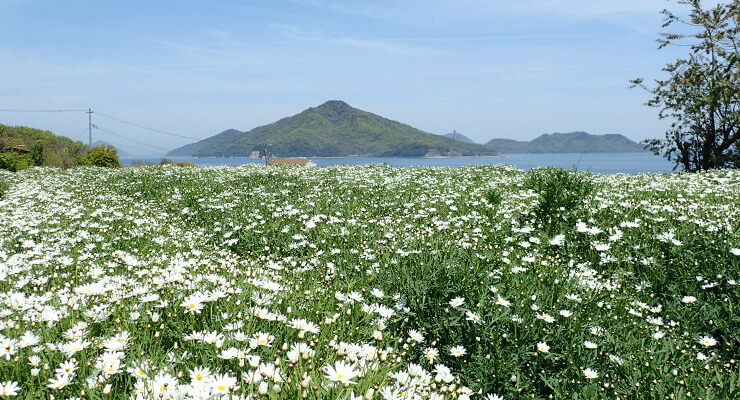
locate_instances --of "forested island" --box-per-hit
[168,101,645,158]
[168,101,498,158]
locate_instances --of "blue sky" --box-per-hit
[0,0,720,156]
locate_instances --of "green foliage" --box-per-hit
[632,0,740,171]
[159,158,194,167]
[76,145,122,168]
[0,180,8,199]
[0,123,86,170]
[484,187,503,207]
[523,167,595,232]
[0,151,33,172]
[30,140,45,166]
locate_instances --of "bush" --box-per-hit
[0,180,8,198]
[523,167,595,232]
[76,145,122,168]
[0,151,33,172]
[484,188,503,207]
[158,159,195,167]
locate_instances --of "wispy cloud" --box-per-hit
[501,0,729,19]
[204,28,250,48]
[289,0,400,22]
[205,28,231,42]
[276,24,441,55]
[291,0,670,22]
[138,34,268,66]
[493,0,668,18]
[139,36,206,55]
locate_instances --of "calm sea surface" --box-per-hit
[123,153,676,174]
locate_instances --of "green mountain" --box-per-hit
[168,101,497,157]
[485,131,646,154]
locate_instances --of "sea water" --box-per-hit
[122,153,677,174]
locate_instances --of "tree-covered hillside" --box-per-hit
[0,123,88,170]
[486,131,646,153]
[169,101,498,157]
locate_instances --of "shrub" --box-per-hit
[0,151,33,171]
[523,167,595,232]
[0,180,8,198]
[76,145,122,168]
[484,188,503,207]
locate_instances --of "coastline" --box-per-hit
[122,153,674,174]
[167,152,651,160]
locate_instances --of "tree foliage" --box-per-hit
[632,0,740,171]
[0,123,87,171]
[76,145,122,168]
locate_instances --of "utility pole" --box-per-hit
[87,109,93,149]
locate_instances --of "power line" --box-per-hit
[2,108,215,148]
[0,109,87,113]
[95,125,171,153]
[72,127,90,140]
[95,111,204,142]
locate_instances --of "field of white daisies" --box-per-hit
[0,164,738,400]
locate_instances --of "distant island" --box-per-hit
[168,101,497,158]
[442,131,476,144]
[485,131,646,153]
[167,100,647,158]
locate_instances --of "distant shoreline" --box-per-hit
[122,153,673,174]
[162,152,648,160]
